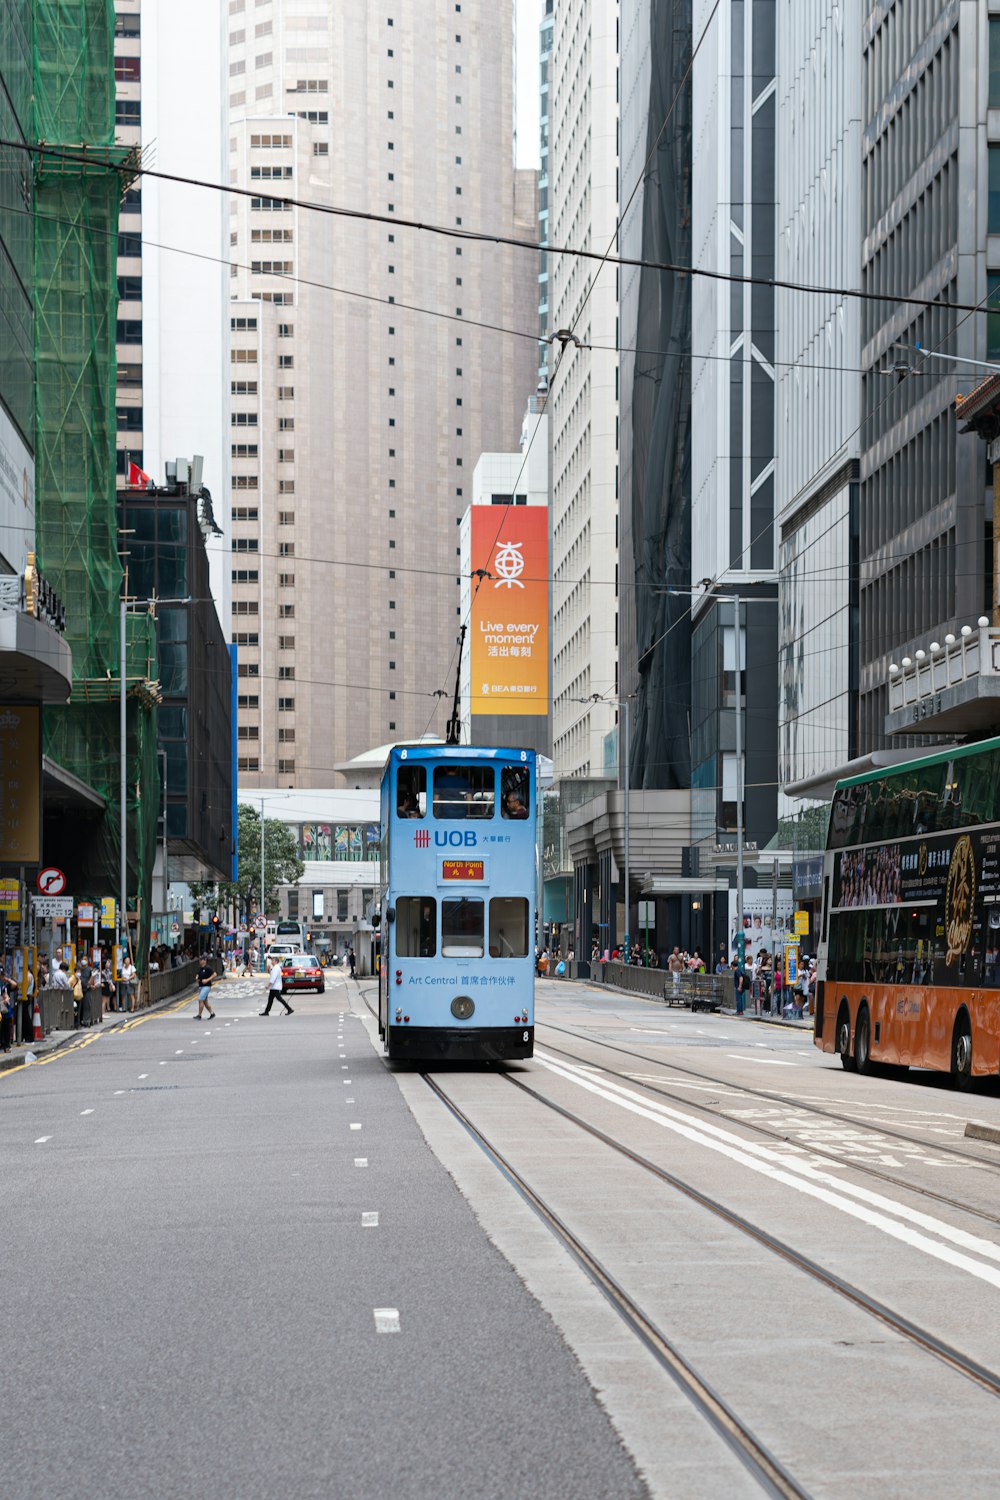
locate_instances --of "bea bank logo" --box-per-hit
[414,829,478,848]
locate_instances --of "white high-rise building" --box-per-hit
[114,0,231,628]
[776,0,862,800]
[227,3,536,785]
[548,0,619,777]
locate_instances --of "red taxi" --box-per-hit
[280,952,325,994]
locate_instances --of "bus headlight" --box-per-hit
[451,996,475,1020]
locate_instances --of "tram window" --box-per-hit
[395,897,436,957]
[442,897,484,956]
[500,766,530,819]
[489,897,529,957]
[397,765,426,818]
[432,764,494,818]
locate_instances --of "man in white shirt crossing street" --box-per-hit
[260,956,294,1016]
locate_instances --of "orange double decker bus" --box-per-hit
[814,736,1000,1084]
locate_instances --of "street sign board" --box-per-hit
[38,867,67,895]
[33,895,73,919]
[793,910,809,935]
[0,878,18,914]
[100,896,116,929]
[77,902,95,926]
[637,900,655,927]
[253,914,266,931]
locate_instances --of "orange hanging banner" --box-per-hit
[469,506,548,716]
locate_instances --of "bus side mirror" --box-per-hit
[386,906,395,924]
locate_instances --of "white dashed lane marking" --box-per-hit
[362,1212,379,1228]
[35,1136,52,1144]
[373,1308,400,1333]
[80,1109,94,1116]
[350,1122,362,1131]
[729,1055,796,1066]
[138,1073,148,1079]
[354,1158,368,1167]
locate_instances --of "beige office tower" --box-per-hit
[227,3,537,785]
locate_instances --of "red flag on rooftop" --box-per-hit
[127,459,152,488]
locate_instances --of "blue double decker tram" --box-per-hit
[378,745,536,1062]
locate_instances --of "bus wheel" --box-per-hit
[951,1017,973,1091]
[854,1004,874,1075]
[837,1004,855,1072]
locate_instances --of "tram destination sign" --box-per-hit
[441,859,485,881]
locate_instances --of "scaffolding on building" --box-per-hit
[33,0,158,970]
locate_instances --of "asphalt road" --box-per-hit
[0,972,648,1500]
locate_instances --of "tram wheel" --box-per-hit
[837,1004,855,1072]
[854,1004,874,1075]
[951,1015,973,1091]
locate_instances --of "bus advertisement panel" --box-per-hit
[815,737,1000,1082]
[469,506,548,715]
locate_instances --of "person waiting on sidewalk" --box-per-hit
[195,959,217,1021]
[120,955,137,1012]
[259,956,293,1016]
[0,974,13,1052]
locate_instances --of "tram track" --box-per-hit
[358,982,1000,1485]
[535,1030,1000,1231]
[539,1019,1000,1176]
[420,1070,812,1500]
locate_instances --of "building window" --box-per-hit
[989,275,1000,362]
[237,756,260,772]
[279,635,295,650]
[279,603,295,618]
[279,666,295,680]
[279,542,295,556]
[278,511,295,525]
[990,147,1000,234]
[278,759,295,774]
[115,99,141,126]
[114,55,141,82]
[278,697,295,711]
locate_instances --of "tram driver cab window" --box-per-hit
[432,764,495,819]
[501,766,530,819]
[395,896,436,956]
[397,765,426,819]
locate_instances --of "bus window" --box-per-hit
[500,767,530,819]
[432,765,495,819]
[489,897,529,956]
[395,897,436,957]
[397,766,426,819]
[442,897,484,956]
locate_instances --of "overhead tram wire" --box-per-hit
[11,123,1000,320]
[17,199,994,390]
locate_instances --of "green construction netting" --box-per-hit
[33,0,116,145]
[33,0,157,972]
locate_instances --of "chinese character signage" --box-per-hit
[101,896,116,929]
[0,706,40,863]
[0,878,18,913]
[470,506,548,716]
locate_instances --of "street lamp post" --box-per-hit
[574,692,632,957]
[119,593,191,966]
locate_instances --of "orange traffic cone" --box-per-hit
[32,997,42,1042]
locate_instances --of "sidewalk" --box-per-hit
[0,982,201,1074]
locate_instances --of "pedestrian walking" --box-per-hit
[195,958,217,1021]
[260,956,293,1016]
[348,945,356,979]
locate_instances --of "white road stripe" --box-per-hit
[113,1090,125,1096]
[80,1109,94,1116]
[373,1307,400,1333]
[354,1158,368,1167]
[138,1074,148,1079]
[728,1055,797,1067]
[362,1212,379,1228]
[350,1122,362,1130]
[35,1136,51,1144]
[346,1098,355,1103]
[534,1048,1000,1287]
[175,1050,184,1055]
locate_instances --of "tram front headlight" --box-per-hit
[450,995,475,1021]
